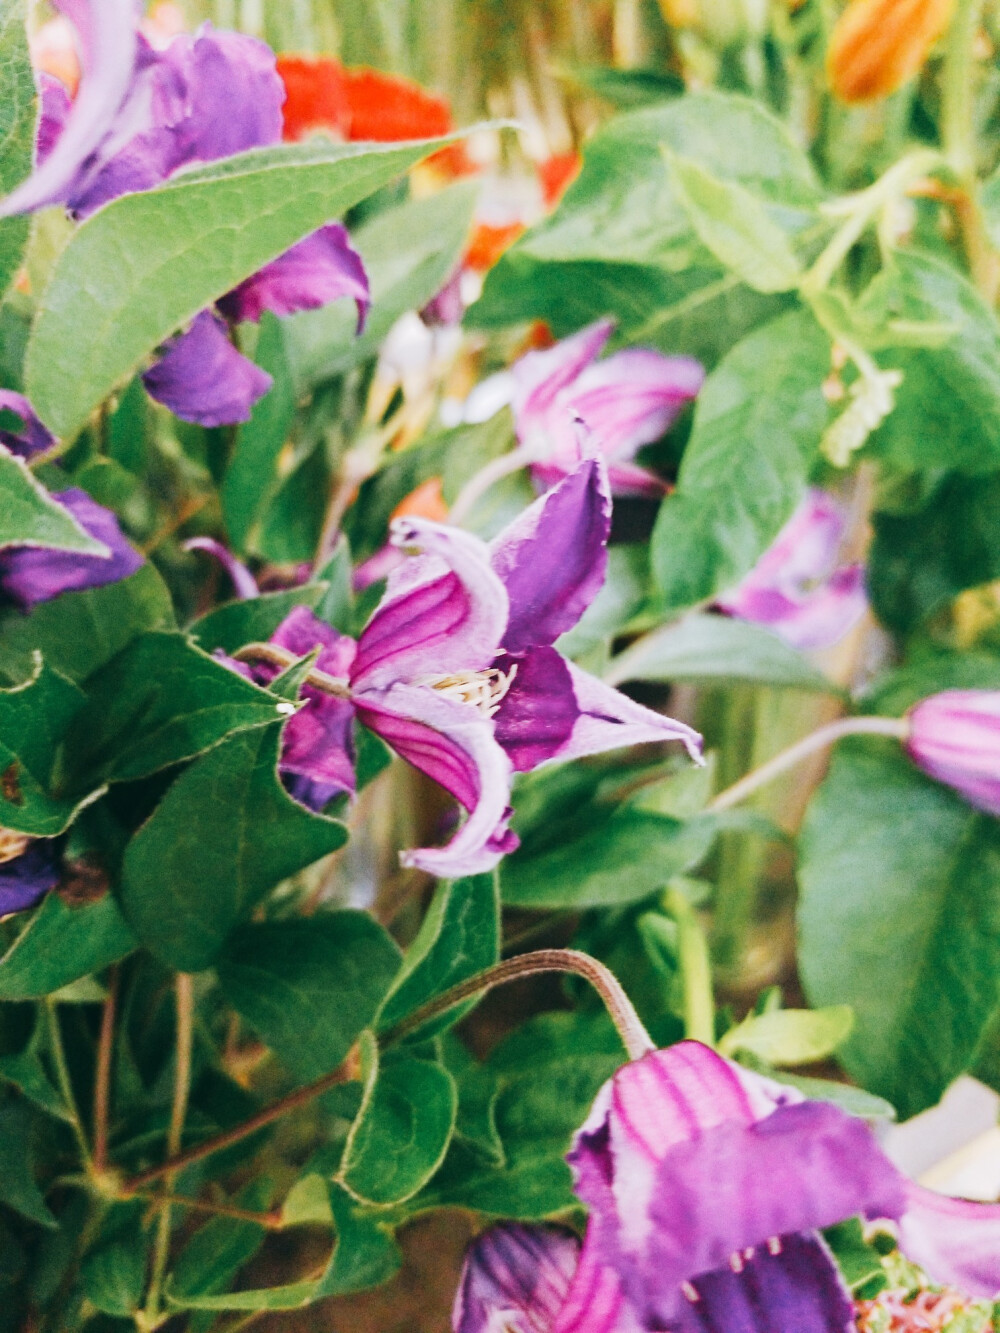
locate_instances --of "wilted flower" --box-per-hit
[240,457,702,874]
[905,690,1000,816]
[715,489,868,650]
[455,1042,1000,1333]
[827,0,956,103]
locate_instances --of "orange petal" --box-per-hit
[538,152,581,208]
[344,67,452,141]
[464,221,526,272]
[391,477,449,523]
[828,0,956,102]
[276,54,351,141]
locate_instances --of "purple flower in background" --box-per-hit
[715,489,868,651]
[0,836,60,916]
[184,536,259,600]
[455,1042,1000,1333]
[244,456,702,875]
[0,390,57,459]
[905,690,1000,815]
[8,5,370,427]
[512,319,703,496]
[452,1224,582,1333]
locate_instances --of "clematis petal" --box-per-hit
[0,391,56,460]
[491,457,611,655]
[352,520,508,692]
[510,320,613,438]
[173,25,284,161]
[184,537,259,600]
[492,647,579,772]
[0,489,142,610]
[897,1183,1000,1298]
[552,1237,644,1333]
[142,311,273,427]
[556,659,703,766]
[217,223,370,331]
[452,1224,581,1333]
[355,683,516,877]
[566,349,704,460]
[0,0,139,217]
[719,564,868,651]
[905,690,1000,816]
[0,842,61,917]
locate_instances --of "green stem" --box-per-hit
[45,1000,92,1171]
[709,715,909,813]
[663,888,715,1046]
[942,0,983,180]
[449,444,535,527]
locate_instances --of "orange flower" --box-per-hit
[342,67,453,141]
[465,221,526,272]
[538,152,582,209]
[828,0,956,102]
[391,477,449,523]
[276,55,351,141]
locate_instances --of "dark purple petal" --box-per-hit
[352,522,508,692]
[0,391,56,460]
[898,1182,1000,1297]
[184,537,259,600]
[173,24,284,162]
[0,488,143,610]
[676,1233,855,1333]
[271,606,357,679]
[355,683,516,877]
[453,1224,581,1333]
[906,690,1000,816]
[218,224,370,332]
[491,457,611,655]
[0,0,139,217]
[37,74,72,169]
[492,647,578,772]
[142,311,273,427]
[282,774,345,813]
[0,842,60,916]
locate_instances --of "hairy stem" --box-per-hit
[93,967,119,1176]
[709,715,910,813]
[233,643,352,698]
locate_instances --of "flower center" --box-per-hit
[855,1286,993,1332]
[0,829,29,864]
[423,665,518,718]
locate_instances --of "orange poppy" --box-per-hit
[277,54,454,143]
[276,55,351,141]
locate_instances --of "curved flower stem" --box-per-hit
[45,1000,92,1171]
[384,949,655,1060]
[232,643,352,699]
[448,444,536,527]
[143,973,194,1328]
[708,715,910,813]
[663,888,715,1047]
[92,966,119,1176]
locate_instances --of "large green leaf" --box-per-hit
[605,613,837,692]
[0,892,135,1000]
[283,179,478,389]
[798,740,1000,1117]
[339,1034,457,1206]
[0,0,35,299]
[0,660,91,835]
[26,135,468,439]
[63,631,286,786]
[650,308,830,612]
[0,448,108,554]
[0,1100,56,1227]
[168,1181,271,1310]
[216,914,401,1082]
[119,722,347,972]
[187,583,328,655]
[378,873,498,1041]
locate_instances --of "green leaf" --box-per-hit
[664,149,803,293]
[26,135,470,440]
[0,893,135,1000]
[169,1181,271,1308]
[80,1235,147,1317]
[0,0,35,300]
[378,873,498,1040]
[0,659,92,835]
[339,1033,457,1206]
[567,64,684,109]
[119,722,347,971]
[718,1005,854,1065]
[0,1100,56,1227]
[651,308,830,612]
[605,613,837,693]
[0,1047,71,1122]
[216,914,401,1082]
[866,251,1000,474]
[0,447,109,554]
[188,583,328,655]
[168,1184,401,1311]
[63,631,286,786]
[284,179,478,389]
[0,564,175,687]
[798,740,1000,1117]
[868,472,1000,634]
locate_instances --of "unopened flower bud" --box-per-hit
[906,690,1000,814]
[828,0,956,103]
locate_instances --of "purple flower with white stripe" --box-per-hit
[905,690,1000,815]
[455,1042,1000,1333]
[715,489,868,651]
[511,319,704,497]
[245,456,702,874]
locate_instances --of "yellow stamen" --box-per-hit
[423,665,519,719]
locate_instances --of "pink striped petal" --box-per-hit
[511,320,614,432]
[907,691,1000,815]
[453,1224,581,1333]
[898,1183,1000,1298]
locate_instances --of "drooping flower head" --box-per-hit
[455,1042,1000,1333]
[905,690,1000,816]
[236,456,702,874]
[715,488,868,650]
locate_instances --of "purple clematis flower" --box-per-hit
[905,690,1000,816]
[184,536,259,601]
[511,319,704,497]
[715,489,868,651]
[10,5,370,426]
[243,456,702,875]
[453,1041,1000,1333]
[0,390,57,459]
[0,835,60,917]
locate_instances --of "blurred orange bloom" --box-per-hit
[276,54,351,140]
[538,152,582,208]
[391,477,449,523]
[465,222,526,272]
[30,17,80,94]
[277,54,453,143]
[828,0,955,102]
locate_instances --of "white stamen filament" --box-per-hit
[422,665,518,719]
[681,1282,700,1304]
[0,829,29,864]
[729,1252,745,1275]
